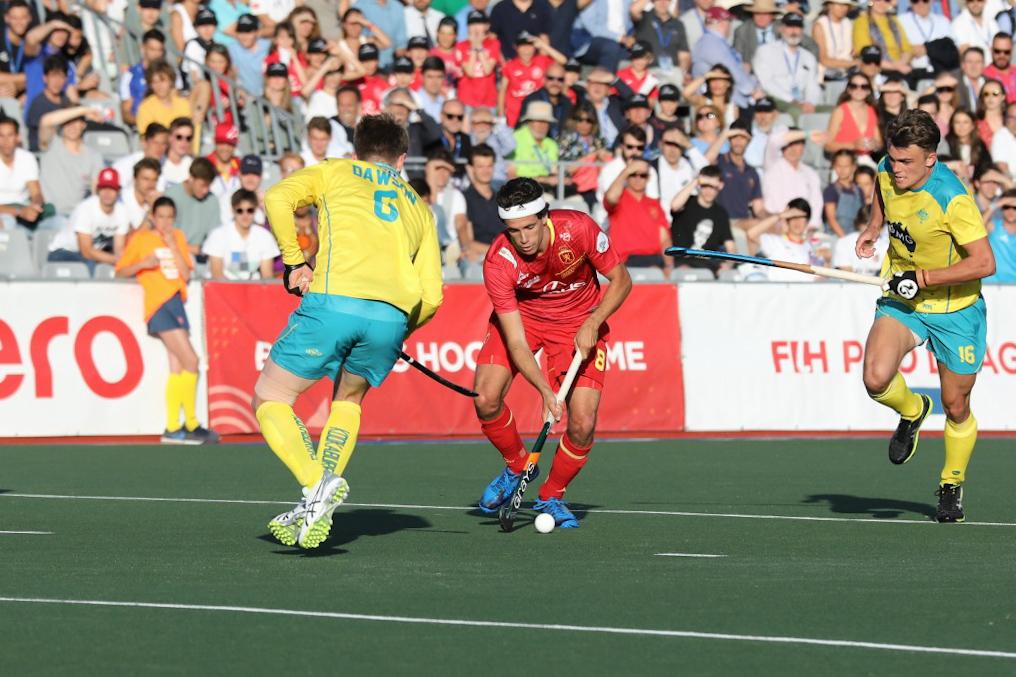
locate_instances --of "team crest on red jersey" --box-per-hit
[558,247,576,265]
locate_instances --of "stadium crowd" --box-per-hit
[0,0,1014,283]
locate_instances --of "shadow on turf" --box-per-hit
[259,509,433,557]
[803,494,936,519]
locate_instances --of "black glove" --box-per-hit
[885,270,920,300]
[283,262,312,297]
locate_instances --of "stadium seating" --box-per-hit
[84,127,135,165]
[93,263,116,280]
[32,230,56,274]
[42,261,91,280]
[0,229,36,279]
[628,267,666,282]
[670,267,715,282]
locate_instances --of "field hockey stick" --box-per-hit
[399,350,478,398]
[665,247,885,287]
[498,349,585,533]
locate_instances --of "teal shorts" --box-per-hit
[270,293,408,387]
[875,296,987,375]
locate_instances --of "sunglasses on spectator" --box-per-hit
[545,75,565,82]
[848,82,871,91]
[697,112,718,120]
[1003,205,1016,210]
[994,48,1012,55]
[983,90,1005,98]
[443,112,464,120]
[576,116,594,123]
[661,140,683,148]
[624,143,645,150]
[174,133,193,141]
[629,172,649,179]
[936,86,955,93]
[234,207,255,214]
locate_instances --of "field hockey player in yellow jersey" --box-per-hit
[254,114,443,549]
[856,110,995,523]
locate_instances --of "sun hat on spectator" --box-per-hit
[358,43,380,61]
[520,101,556,124]
[408,36,430,50]
[195,8,217,26]
[97,168,121,191]
[659,83,680,101]
[467,10,489,24]
[744,0,783,13]
[240,155,263,176]
[236,14,259,33]
[779,129,808,149]
[215,122,240,145]
[705,7,734,22]
[824,0,857,5]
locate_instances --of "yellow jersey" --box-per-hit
[877,157,986,314]
[265,158,443,330]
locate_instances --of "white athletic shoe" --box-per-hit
[297,473,350,549]
[267,488,310,547]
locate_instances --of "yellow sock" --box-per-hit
[165,373,183,432]
[256,402,323,488]
[870,372,923,420]
[941,414,977,486]
[317,401,362,477]
[179,370,200,430]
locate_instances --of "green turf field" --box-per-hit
[2,437,1016,676]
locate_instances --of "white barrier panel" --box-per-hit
[680,284,1016,431]
[0,281,206,436]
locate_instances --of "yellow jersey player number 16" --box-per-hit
[856,109,995,524]
[252,114,444,550]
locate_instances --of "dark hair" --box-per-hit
[409,177,431,200]
[496,177,546,215]
[169,117,193,133]
[306,116,332,135]
[189,157,217,183]
[134,157,161,178]
[566,100,600,137]
[341,8,363,21]
[145,59,176,86]
[43,54,66,75]
[837,72,876,107]
[995,32,1013,44]
[620,124,647,144]
[438,16,458,31]
[4,0,31,14]
[142,28,165,44]
[152,196,176,214]
[787,197,811,219]
[945,109,992,175]
[469,143,496,164]
[962,46,985,60]
[917,93,938,109]
[886,109,941,152]
[426,147,455,165]
[699,165,722,180]
[231,188,258,208]
[143,122,168,139]
[854,165,876,182]
[1003,187,1016,199]
[0,115,19,133]
[421,56,445,73]
[205,43,231,71]
[353,113,409,163]
[337,84,361,101]
[853,204,871,229]
[831,148,857,164]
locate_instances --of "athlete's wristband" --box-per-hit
[283,261,312,297]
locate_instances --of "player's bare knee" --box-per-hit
[567,412,596,446]
[941,395,970,423]
[862,364,893,395]
[253,373,299,408]
[473,391,504,420]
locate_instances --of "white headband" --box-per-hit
[498,196,547,220]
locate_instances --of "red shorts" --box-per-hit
[477,314,609,392]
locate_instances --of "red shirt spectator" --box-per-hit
[501,51,553,127]
[603,159,670,264]
[455,36,502,108]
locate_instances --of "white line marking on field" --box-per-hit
[655,553,726,558]
[4,493,1016,528]
[0,596,1013,661]
[0,530,52,535]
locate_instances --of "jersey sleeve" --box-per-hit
[264,162,325,265]
[581,215,621,274]
[482,247,520,314]
[408,204,444,332]
[115,233,144,272]
[945,194,988,246]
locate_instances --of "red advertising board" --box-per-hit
[204,282,684,437]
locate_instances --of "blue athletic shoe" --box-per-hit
[533,497,579,528]
[478,465,539,513]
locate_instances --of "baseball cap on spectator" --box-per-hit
[393,56,414,73]
[308,37,329,54]
[215,122,239,145]
[860,45,882,64]
[515,30,536,45]
[781,12,804,27]
[658,83,680,101]
[705,7,734,22]
[236,14,259,32]
[467,10,489,24]
[565,58,581,73]
[629,41,652,59]
[266,62,288,78]
[408,36,430,50]
[755,96,776,111]
[358,43,379,61]
[139,0,162,8]
[625,94,651,110]
[240,154,263,176]
[97,167,121,191]
[195,8,217,26]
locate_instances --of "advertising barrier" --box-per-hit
[679,284,1016,431]
[204,282,684,436]
[0,281,206,436]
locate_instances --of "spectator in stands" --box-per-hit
[833,203,888,275]
[115,195,218,445]
[559,101,612,208]
[278,151,305,178]
[47,167,129,275]
[0,0,35,98]
[468,106,515,187]
[0,116,44,233]
[762,128,823,229]
[425,148,468,261]
[683,65,739,129]
[21,15,75,110]
[164,157,222,255]
[692,7,761,109]
[623,95,657,155]
[744,96,780,173]
[351,44,389,116]
[287,6,322,55]
[958,46,987,111]
[753,13,823,118]
[131,0,166,35]
[933,71,960,135]
[454,11,501,110]
[584,68,630,148]
[339,8,392,57]
[690,104,730,163]
[854,163,876,203]
[26,55,71,152]
[618,41,660,99]
[113,122,169,193]
[953,0,998,55]
[716,120,765,238]
[194,43,242,128]
[122,29,168,127]
[972,166,1011,217]
[219,154,266,227]
[986,33,1016,102]
[998,1,1016,37]
[824,72,882,156]
[460,145,500,275]
[857,44,886,91]
[733,0,780,66]
[302,0,338,43]
[633,0,690,76]
[650,83,683,131]
[746,198,827,274]
[301,116,333,167]
[977,78,1008,146]
[262,61,297,119]
[390,55,417,92]
[228,14,270,96]
[123,158,163,231]
[900,0,955,82]
[456,0,491,39]
[335,85,362,138]
[992,100,1016,177]
[853,0,913,76]
[404,36,432,85]
[876,75,909,131]
[429,99,472,181]
[599,125,658,206]
[813,0,856,85]
[405,0,444,43]
[655,124,705,219]
[163,118,195,188]
[299,38,339,99]
[984,187,1016,282]
[417,57,452,121]
[681,0,714,50]
[170,0,203,54]
[384,87,442,164]
[265,21,308,98]
[520,61,572,138]
[207,122,240,197]
[203,189,280,280]
[183,9,219,88]
[510,101,560,187]
[304,59,343,118]
[37,109,102,226]
[489,0,551,60]
[822,149,862,238]
[137,60,193,136]
[946,108,993,180]
[603,157,671,269]
[670,165,735,272]
[499,32,566,127]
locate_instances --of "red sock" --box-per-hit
[539,433,591,500]
[480,406,527,473]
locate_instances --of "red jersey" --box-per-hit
[503,53,552,127]
[355,74,389,116]
[604,189,668,259]
[984,64,1016,102]
[617,67,659,98]
[264,50,308,96]
[483,210,621,324]
[454,37,501,108]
